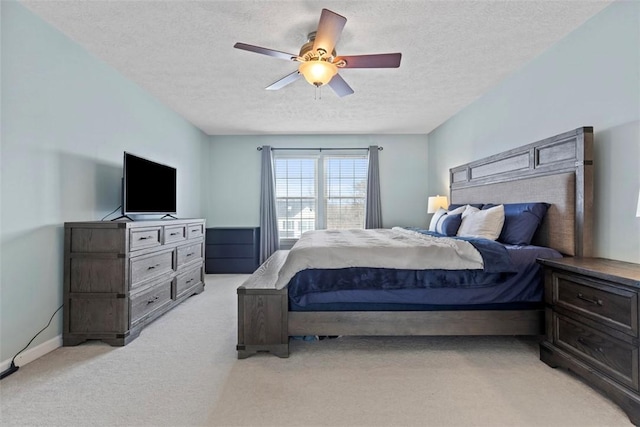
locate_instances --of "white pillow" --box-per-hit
[428,205,468,232]
[462,205,479,218]
[428,208,447,231]
[457,204,505,240]
[448,205,467,216]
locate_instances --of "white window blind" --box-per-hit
[274,153,368,240]
[274,157,317,239]
[324,156,368,230]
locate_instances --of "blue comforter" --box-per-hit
[287,231,518,304]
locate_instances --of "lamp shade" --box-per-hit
[427,195,449,214]
[299,60,338,87]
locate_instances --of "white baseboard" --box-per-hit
[1,335,62,373]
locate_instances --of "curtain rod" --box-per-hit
[257,146,382,151]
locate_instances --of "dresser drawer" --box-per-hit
[69,258,124,293]
[129,227,162,251]
[206,228,257,244]
[554,272,638,337]
[554,314,638,390]
[187,223,204,239]
[130,250,174,289]
[130,279,173,325]
[177,242,203,267]
[205,258,257,274]
[69,228,125,253]
[175,266,203,298]
[68,297,128,334]
[164,224,187,244]
[207,244,255,258]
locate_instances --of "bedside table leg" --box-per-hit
[539,342,559,368]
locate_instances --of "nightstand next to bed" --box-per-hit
[538,257,640,425]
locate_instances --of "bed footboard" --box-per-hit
[237,250,290,359]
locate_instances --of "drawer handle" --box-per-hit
[147,296,159,305]
[191,229,199,233]
[139,236,151,240]
[578,337,604,354]
[147,264,161,270]
[170,232,180,236]
[577,293,603,306]
[186,279,193,284]
[186,252,194,257]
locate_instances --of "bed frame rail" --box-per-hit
[289,310,543,336]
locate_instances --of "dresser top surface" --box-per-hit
[207,226,259,230]
[65,219,204,228]
[539,257,640,286]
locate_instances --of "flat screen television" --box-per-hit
[122,152,177,215]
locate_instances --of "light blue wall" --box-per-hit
[3,0,637,366]
[0,2,208,362]
[427,0,640,263]
[206,134,429,229]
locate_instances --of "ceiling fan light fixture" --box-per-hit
[298,60,337,87]
[234,9,401,97]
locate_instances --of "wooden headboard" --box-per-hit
[449,127,593,257]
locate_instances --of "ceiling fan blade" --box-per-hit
[265,71,302,90]
[312,9,347,54]
[328,74,354,97]
[335,53,402,68]
[234,42,297,61]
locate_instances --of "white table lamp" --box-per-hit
[427,195,449,214]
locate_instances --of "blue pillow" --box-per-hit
[435,213,463,236]
[448,203,483,210]
[483,203,549,245]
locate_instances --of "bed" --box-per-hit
[237,127,594,359]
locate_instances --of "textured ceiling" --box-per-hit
[21,1,612,135]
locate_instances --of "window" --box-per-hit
[324,156,368,229]
[274,157,317,239]
[274,153,368,240]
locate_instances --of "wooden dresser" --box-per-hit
[539,257,640,425]
[63,219,205,346]
[205,227,260,274]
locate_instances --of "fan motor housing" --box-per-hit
[299,32,336,62]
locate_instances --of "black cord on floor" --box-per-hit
[101,205,122,221]
[0,304,63,380]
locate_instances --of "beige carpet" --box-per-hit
[0,274,242,426]
[209,335,630,427]
[0,274,632,426]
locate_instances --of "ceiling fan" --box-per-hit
[234,9,402,97]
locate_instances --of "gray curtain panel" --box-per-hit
[259,146,280,263]
[365,145,383,228]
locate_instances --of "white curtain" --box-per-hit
[365,146,383,228]
[259,146,279,263]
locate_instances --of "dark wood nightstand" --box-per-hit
[205,227,260,274]
[538,257,640,425]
